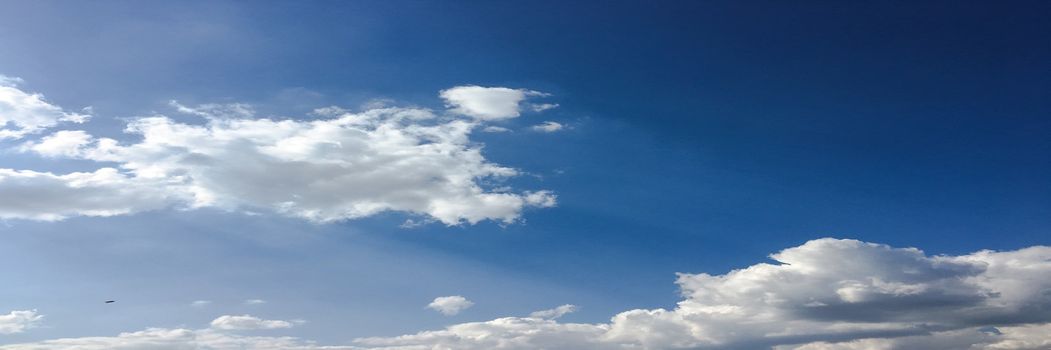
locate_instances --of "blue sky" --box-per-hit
[1,1,1050,349]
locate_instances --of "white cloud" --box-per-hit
[244,299,267,305]
[0,75,89,140]
[4,85,556,225]
[209,315,293,330]
[427,295,474,316]
[5,239,1051,349]
[440,85,549,121]
[530,121,564,133]
[191,300,212,307]
[529,304,578,320]
[0,310,42,335]
[358,239,1051,349]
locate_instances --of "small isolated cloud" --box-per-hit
[530,121,564,133]
[1,79,556,226]
[209,315,292,330]
[440,85,549,121]
[481,126,511,133]
[190,300,211,307]
[170,101,255,120]
[530,103,559,112]
[0,75,89,140]
[529,304,578,320]
[243,299,266,305]
[0,310,42,335]
[427,296,474,316]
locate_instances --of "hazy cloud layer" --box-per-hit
[6,239,1051,349]
[0,80,556,225]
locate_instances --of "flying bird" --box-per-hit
[104,300,116,304]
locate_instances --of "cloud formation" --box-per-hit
[0,310,42,335]
[0,76,89,140]
[440,85,550,121]
[1,80,557,225]
[427,295,474,316]
[209,315,293,330]
[6,238,1051,349]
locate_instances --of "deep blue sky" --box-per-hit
[1,0,1049,344]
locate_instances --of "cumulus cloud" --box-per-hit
[531,121,565,133]
[3,86,556,225]
[440,85,549,121]
[0,75,89,140]
[209,315,293,330]
[5,238,1051,349]
[0,310,42,335]
[427,295,474,316]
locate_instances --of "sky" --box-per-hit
[1,1,1050,349]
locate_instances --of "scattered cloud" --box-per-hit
[209,315,293,330]
[427,295,474,316]
[244,299,267,305]
[530,121,565,133]
[0,75,89,140]
[0,310,42,335]
[5,238,1051,348]
[1,81,556,226]
[440,85,549,121]
[191,300,212,307]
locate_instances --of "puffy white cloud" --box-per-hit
[530,121,564,133]
[5,95,555,225]
[427,295,474,316]
[440,85,549,121]
[0,75,89,140]
[9,240,1051,349]
[209,315,293,330]
[19,130,93,157]
[0,310,42,335]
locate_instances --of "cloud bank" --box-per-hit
[6,238,1051,349]
[0,78,556,225]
